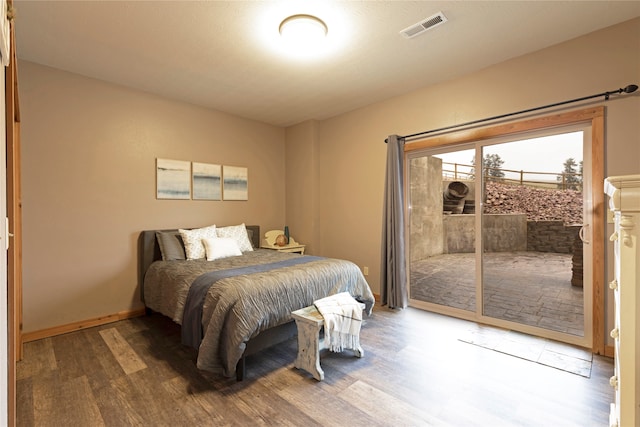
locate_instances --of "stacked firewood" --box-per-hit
[482,182,583,225]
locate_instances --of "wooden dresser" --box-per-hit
[605,174,640,427]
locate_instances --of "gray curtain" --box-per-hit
[381,135,407,308]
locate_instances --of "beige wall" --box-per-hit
[20,61,285,333]
[287,18,639,338]
[20,18,639,336]
[284,121,320,253]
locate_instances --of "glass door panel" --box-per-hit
[480,133,585,336]
[408,148,476,312]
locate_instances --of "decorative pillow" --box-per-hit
[179,225,217,260]
[202,237,242,261]
[216,223,254,252]
[156,231,186,261]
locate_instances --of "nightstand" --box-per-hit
[260,243,306,254]
[261,229,306,254]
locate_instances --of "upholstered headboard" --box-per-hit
[137,225,260,302]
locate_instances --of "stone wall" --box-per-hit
[442,214,475,254]
[527,221,580,253]
[443,213,528,253]
[441,216,581,254]
[409,156,444,261]
[528,221,582,287]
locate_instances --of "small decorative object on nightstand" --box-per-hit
[261,229,306,254]
[275,234,288,246]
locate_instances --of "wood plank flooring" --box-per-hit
[17,305,614,426]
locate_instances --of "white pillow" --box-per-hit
[216,223,254,252]
[203,237,242,261]
[179,225,217,260]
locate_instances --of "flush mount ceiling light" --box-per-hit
[279,14,328,44]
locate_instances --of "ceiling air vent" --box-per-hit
[400,12,447,39]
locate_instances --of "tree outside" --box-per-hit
[470,153,505,180]
[557,158,582,190]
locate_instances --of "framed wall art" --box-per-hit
[223,165,248,201]
[156,158,191,200]
[192,162,222,200]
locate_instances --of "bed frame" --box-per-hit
[137,225,298,381]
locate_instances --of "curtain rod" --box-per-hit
[389,83,638,142]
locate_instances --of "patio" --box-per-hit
[410,251,584,336]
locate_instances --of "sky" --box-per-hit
[435,131,583,182]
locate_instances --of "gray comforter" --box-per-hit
[143,249,375,377]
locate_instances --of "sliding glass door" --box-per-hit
[407,127,592,346]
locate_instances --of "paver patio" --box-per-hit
[410,251,584,335]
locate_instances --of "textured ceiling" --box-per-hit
[14,1,640,127]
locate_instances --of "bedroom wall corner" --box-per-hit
[284,120,320,254]
[18,61,286,334]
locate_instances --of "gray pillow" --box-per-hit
[156,231,186,260]
[246,228,255,248]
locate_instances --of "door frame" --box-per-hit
[5,6,21,425]
[404,106,606,354]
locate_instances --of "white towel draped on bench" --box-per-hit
[313,292,363,352]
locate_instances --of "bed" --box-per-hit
[138,224,374,381]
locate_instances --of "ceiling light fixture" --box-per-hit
[279,14,328,44]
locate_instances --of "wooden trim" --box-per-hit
[6,33,20,352]
[22,308,147,343]
[405,107,605,152]
[604,344,615,359]
[5,4,20,425]
[405,106,606,354]
[590,113,606,355]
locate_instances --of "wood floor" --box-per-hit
[17,304,614,426]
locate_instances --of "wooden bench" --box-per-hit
[291,304,364,381]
